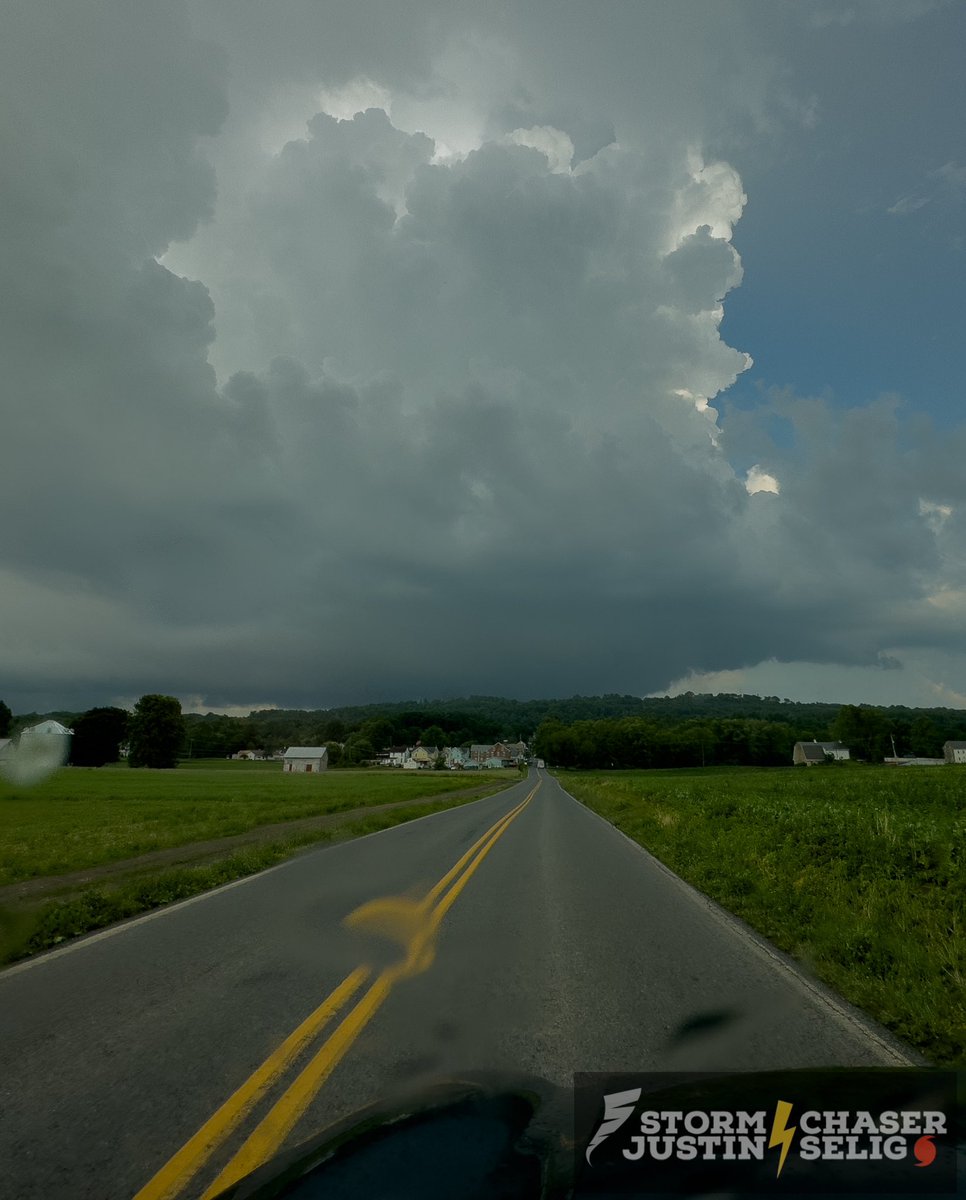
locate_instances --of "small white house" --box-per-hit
[282,746,328,773]
[943,741,966,764]
[377,747,409,767]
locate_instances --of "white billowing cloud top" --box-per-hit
[746,467,780,495]
[2,0,966,712]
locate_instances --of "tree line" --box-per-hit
[532,703,966,770]
[4,693,965,771]
[533,716,798,769]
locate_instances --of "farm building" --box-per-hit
[792,740,850,765]
[943,741,966,764]
[281,746,328,773]
[20,720,74,738]
[1,721,73,782]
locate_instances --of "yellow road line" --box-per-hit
[202,785,537,1197]
[425,786,535,905]
[131,965,371,1200]
[137,780,538,1200]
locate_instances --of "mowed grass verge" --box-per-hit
[559,766,964,1067]
[0,764,519,964]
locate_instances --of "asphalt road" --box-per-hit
[0,769,918,1199]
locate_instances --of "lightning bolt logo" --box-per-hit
[769,1100,796,1178]
[585,1088,642,1164]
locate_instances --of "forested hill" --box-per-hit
[244,692,966,747]
[247,692,861,733]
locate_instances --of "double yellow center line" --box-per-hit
[134,781,538,1200]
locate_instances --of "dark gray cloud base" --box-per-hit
[3,1,965,711]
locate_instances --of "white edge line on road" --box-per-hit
[0,780,528,980]
[545,771,923,1068]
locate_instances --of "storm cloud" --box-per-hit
[3,0,965,712]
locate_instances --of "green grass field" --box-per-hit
[0,763,515,885]
[0,763,519,963]
[559,765,965,1066]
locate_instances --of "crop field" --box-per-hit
[0,763,518,962]
[560,765,965,1066]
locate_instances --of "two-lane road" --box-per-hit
[0,770,916,1198]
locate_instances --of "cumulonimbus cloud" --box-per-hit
[2,2,965,711]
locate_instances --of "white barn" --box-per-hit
[282,746,328,773]
[792,740,850,765]
[21,720,74,738]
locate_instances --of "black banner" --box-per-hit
[573,1069,962,1196]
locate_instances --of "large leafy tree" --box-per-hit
[342,735,375,766]
[71,707,129,767]
[909,715,942,758]
[359,717,396,750]
[831,704,890,763]
[128,694,185,769]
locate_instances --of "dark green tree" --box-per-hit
[128,694,185,769]
[421,724,447,748]
[342,735,375,765]
[832,705,889,763]
[0,700,12,737]
[910,716,942,758]
[319,717,347,742]
[360,718,396,750]
[71,707,129,767]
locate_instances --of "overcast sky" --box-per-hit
[3,0,966,715]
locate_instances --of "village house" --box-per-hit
[943,741,966,764]
[464,741,531,767]
[375,746,410,768]
[374,740,530,770]
[404,746,439,769]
